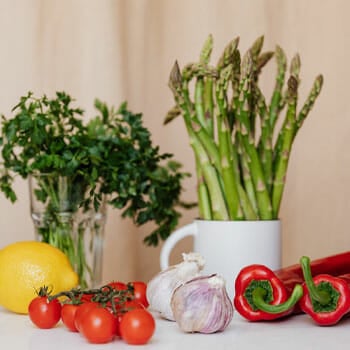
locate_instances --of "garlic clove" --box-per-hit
[170,274,234,333]
[146,252,205,320]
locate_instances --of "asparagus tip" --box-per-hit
[251,35,265,57]
[275,45,287,68]
[290,53,301,76]
[316,74,324,88]
[287,75,299,97]
[168,61,182,92]
[200,34,214,64]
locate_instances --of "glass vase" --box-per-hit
[28,173,106,288]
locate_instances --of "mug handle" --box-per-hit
[160,222,197,270]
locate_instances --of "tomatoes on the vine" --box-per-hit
[79,307,118,344]
[28,296,62,329]
[61,303,79,332]
[119,308,155,345]
[27,280,153,346]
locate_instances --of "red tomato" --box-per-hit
[123,299,144,311]
[130,281,149,308]
[108,281,128,291]
[79,307,117,344]
[74,302,99,332]
[115,313,123,337]
[119,309,155,345]
[61,303,79,332]
[80,294,94,303]
[28,296,62,329]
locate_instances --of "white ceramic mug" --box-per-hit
[160,219,282,298]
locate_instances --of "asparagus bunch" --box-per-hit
[166,35,323,220]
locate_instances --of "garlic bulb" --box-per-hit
[147,252,205,320]
[170,274,233,333]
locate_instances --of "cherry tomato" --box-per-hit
[119,309,155,345]
[28,296,62,329]
[115,313,123,337]
[74,302,99,332]
[80,294,94,303]
[61,303,79,332]
[130,281,149,308]
[108,281,128,291]
[123,299,144,311]
[79,307,117,344]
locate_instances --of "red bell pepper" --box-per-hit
[234,264,304,321]
[275,250,350,284]
[299,256,350,326]
[274,251,350,313]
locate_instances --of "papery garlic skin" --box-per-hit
[146,252,205,321]
[170,274,233,333]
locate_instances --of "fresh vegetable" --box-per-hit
[27,280,155,345]
[234,264,303,321]
[299,256,350,326]
[166,35,323,220]
[79,307,118,344]
[275,251,350,283]
[273,251,350,314]
[107,281,128,291]
[61,303,80,332]
[0,92,191,286]
[119,308,156,345]
[147,252,204,320]
[74,302,99,332]
[28,288,62,329]
[130,281,149,308]
[171,274,233,333]
[122,299,145,311]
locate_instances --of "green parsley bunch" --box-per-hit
[0,91,190,246]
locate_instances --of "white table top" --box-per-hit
[1,306,349,349]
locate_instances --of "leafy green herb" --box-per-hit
[0,91,191,247]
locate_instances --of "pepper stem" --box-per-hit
[252,284,304,314]
[300,256,331,305]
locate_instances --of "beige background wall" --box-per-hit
[0,0,349,284]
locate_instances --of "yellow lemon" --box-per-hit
[0,241,79,314]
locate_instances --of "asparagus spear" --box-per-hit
[195,34,215,134]
[269,46,287,130]
[296,75,323,133]
[256,87,273,193]
[229,48,241,131]
[235,51,273,220]
[216,64,241,219]
[273,53,301,168]
[272,75,299,217]
[246,36,267,138]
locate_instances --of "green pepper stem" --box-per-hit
[252,284,303,314]
[300,256,331,305]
